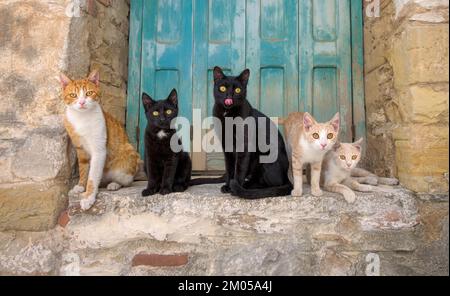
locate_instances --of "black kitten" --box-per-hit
[141,89,192,196]
[212,66,292,199]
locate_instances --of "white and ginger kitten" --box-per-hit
[59,70,141,210]
[321,139,399,203]
[284,112,340,197]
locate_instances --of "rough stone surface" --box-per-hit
[0,184,447,276]
[0,0,130,231]
[364,0,449,193]
[87,0,130,123]
[0,0,75,231]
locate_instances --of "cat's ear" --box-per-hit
[353,138,364,151]
[142,92,155,112]
[88,69,100,86]
[213,66,225,82]
[303,112,316,132]
[238,69,250,86]
[167,89,178,106]
[333,142,342,151]
[59,73,72,89]
[329,112,340,133]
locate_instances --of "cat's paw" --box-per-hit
[221,185,231,194]
[69,185,85,196]
[360,184,376,192]
[159,188,172,195]
[80,194,96,211]
[343,191,357,204]
[311,188,323,197]
[106,182,122,191]
[379,177,399,186]
[173,184,187,192]
[291,188,303,197]
[364,176,379,186]
[142,188,158,197]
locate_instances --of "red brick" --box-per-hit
[131,254,188,267]
[58,210,70,228]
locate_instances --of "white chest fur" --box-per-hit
[66,105,107,155]
[323,154,350,185]
[299,137,327,163]
[157,130,168,139]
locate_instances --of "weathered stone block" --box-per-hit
[0,182,68,231]
[408,85,449,124]
[391,24,449,87]
[394,125,449,193]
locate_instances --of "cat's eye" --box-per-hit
[327,133,334,139]
[165,109,173,115]
[340,155,346,160]
[86,91,94,97]
[313,133,320,139]
[152,111,160,117]
[352,155,358,160]
[69,93,77,98]
[219,86,227,93]
[235,88,242,94]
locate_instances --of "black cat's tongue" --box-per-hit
[224,98,234,106]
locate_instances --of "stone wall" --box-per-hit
[0,0,130,231]
[364,0,449,194]
[87,0,130,123]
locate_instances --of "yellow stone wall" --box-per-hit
[364,0,449,193]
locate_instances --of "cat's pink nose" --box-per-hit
[321,143,327,149]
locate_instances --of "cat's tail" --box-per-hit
[189,174,226,186]
[230,180,292,199]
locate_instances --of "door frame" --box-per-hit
[126,0,366,158]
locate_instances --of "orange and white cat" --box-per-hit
[284,112,340,197]
[321,139,399,203]
[59,70,141,210]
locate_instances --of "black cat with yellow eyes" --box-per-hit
[212,66,292,199]
[141,89,192,196]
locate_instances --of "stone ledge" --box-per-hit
[0,183,448,276]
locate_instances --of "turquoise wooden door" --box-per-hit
[127,0,365,171]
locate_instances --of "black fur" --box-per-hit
[141,89,192,196]
[212,66,292,199]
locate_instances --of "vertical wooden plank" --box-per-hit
[179,0,194,124]
[337,0,353,142]
[284,0,299,115]
[313,68,338,122]
[138,0,158,156]
[126,0,143,151]
[299,0,313,113]
[313,0,337,41]
[192,0,208,171]
[351,0,367,144]
[246,0,261,108]
[250,0,298,116]
[260,67,285,117]
[231,0,246,77]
